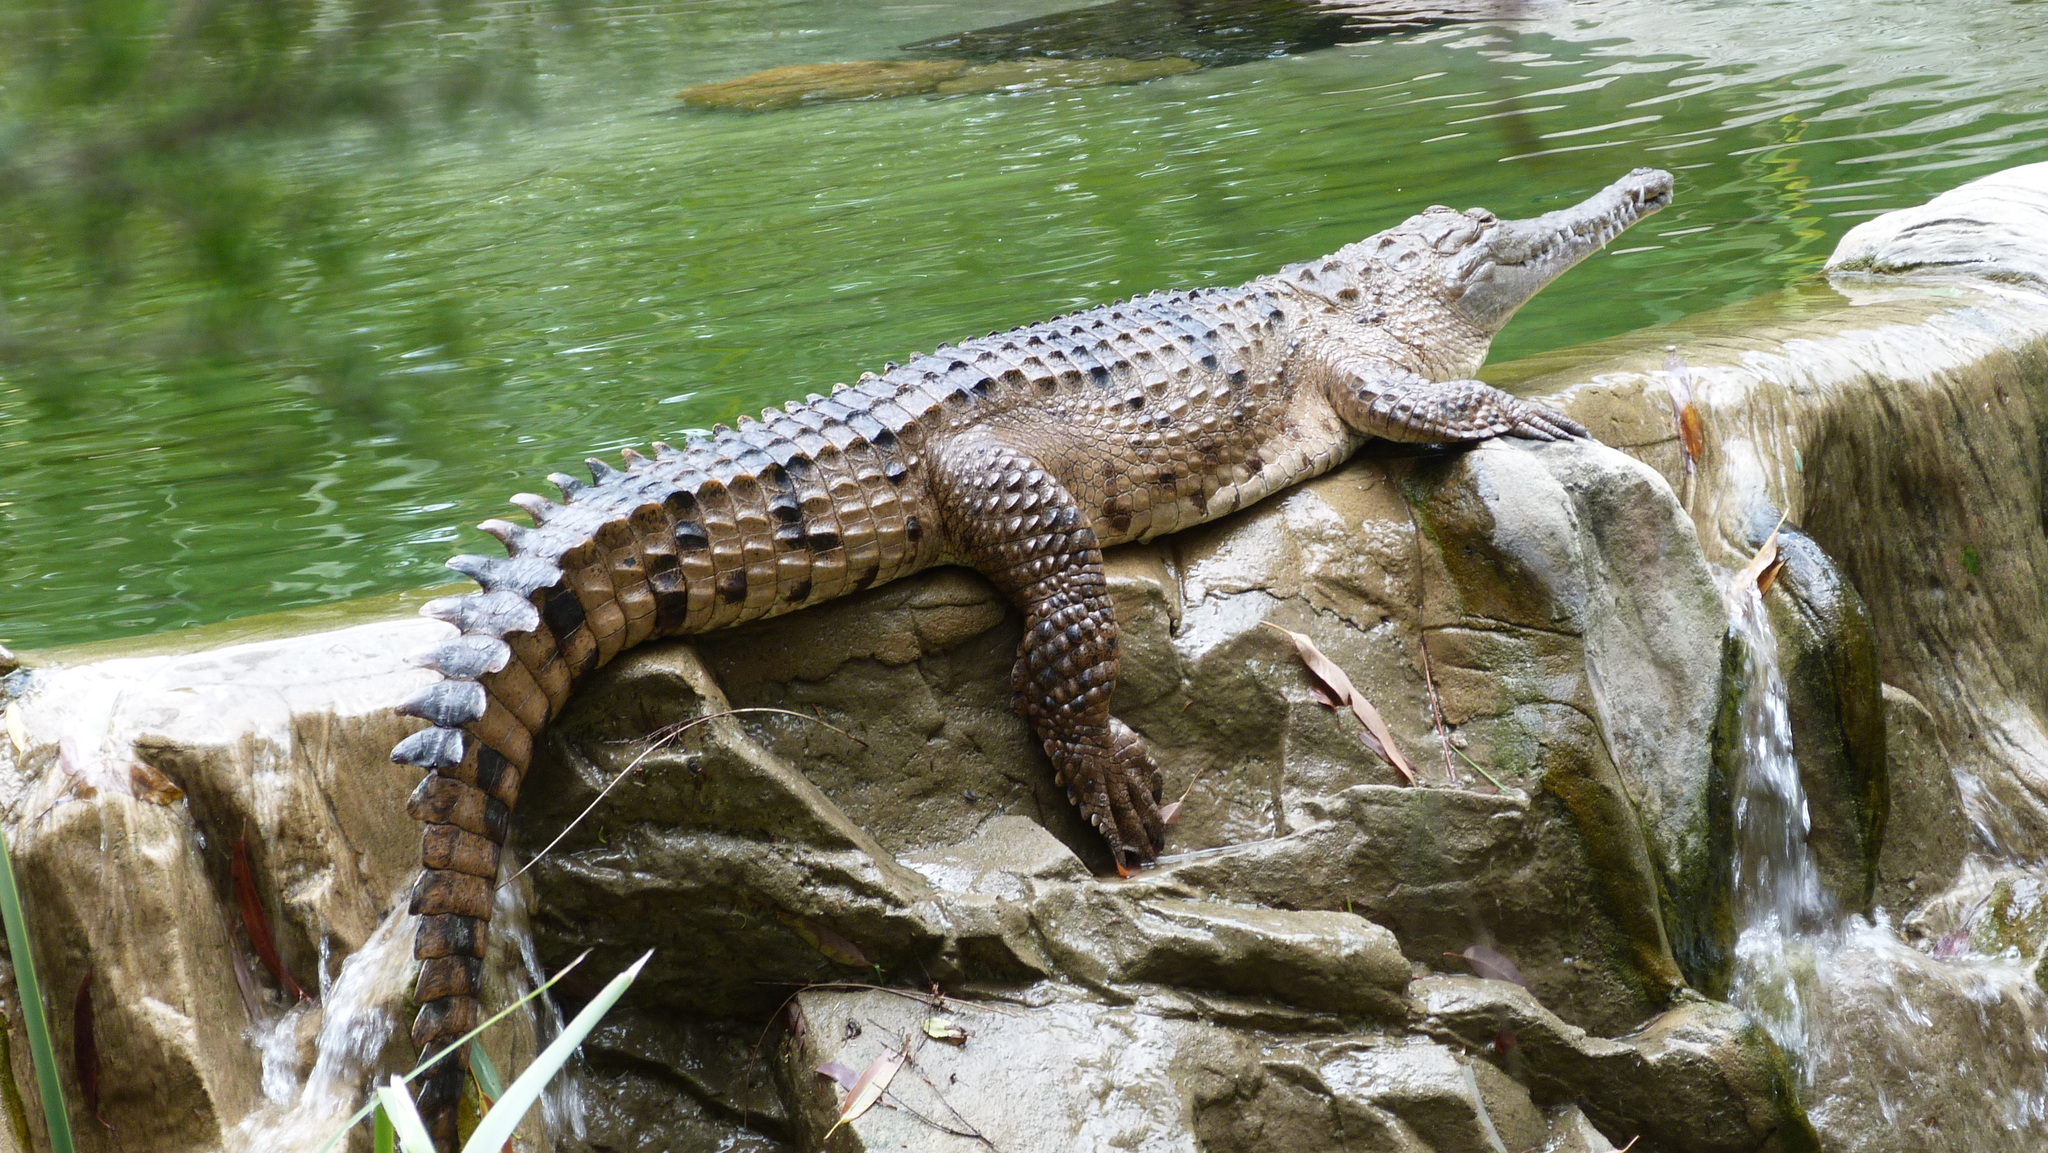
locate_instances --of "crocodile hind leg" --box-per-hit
[930,430,1166,869]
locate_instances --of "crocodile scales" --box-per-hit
[389,167,1673,1146]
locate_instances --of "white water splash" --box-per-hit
[232,895,417,1152]
[1724,580,2048,1147]
[1725,583,1833,1075]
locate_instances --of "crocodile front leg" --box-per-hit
[1328,357,1588,443]
[930,430,1166,869]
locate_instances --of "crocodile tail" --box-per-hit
[388,406,931,1148]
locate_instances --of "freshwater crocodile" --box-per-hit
[390,166,1673,1145]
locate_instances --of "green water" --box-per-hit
[3,0,2046,651]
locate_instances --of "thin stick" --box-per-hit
[1408,510,1458,785]
[511,707,861,882]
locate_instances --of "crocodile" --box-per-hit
[389,166,1673,1146]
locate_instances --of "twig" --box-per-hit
[511,707,860,882]
[1452,745,1509,792]
[1408,509,1457,784]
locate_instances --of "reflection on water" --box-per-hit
[3,0,2048,650]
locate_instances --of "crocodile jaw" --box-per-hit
[1451,167,1674,332]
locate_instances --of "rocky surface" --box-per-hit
[6,165,2048,1152]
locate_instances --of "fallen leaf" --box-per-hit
[1756,558,1786,598]
[4,702,25,756]
[1158,800,1182,825]
[232,836,308,1002]
[1261,622,1417,785]
[128,759,184,805]
[775,910,870,967]
[75,969,105,1126]
[1663,349,1705,468]
[1730,514,1789,602]
[824,1045,906,1140]
[1447,945,1530,989]
[814,1060,862,1090]
[921,1016,969,1045]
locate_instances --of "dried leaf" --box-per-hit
[775,910,870,967]
[1678,404,1706,464]
[1663,349,1705,467]
[1756,558,1786,598]
[4,702,26,757]
[1448,944,1530,989]
[921,1016,969,1045]
[1730,514,1789,602]
[128,759,184,805]
[814,1060,862,1090]
[1158,800,1182,826]
[74,969,104,1126]
[824,1046,906,1140]
[1261,622,1417,785]
[232,836,307,1002]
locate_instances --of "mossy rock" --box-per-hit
[676,55,1198,112]
[935,55,1200,95]
[676,59,970,111]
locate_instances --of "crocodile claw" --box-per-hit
[1508,401,1590,442]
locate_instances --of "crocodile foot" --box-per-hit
[1050,716,1166,874]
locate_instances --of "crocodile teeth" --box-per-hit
[398,680,488,728]
[421,590,541,637]
[447,554,563,598]
[391,725,468,769]
[411,635,512,679]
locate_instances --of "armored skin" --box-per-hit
[390,167,1673,1146]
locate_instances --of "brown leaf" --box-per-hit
[74,969,105,1127]
[231,836,307,1002]
[814,1060,861,1090]
[1158,800,1182,826]
[1756,558,1786,597]
[1448,945,1530,989]
[1664,349,1705,466]
[824,1045,906,1140]
[1261,622,1417,785]
[128,759,184,805]
[1731,514,1789,601]
[776,911,870,968]
[1678,404,1706,464]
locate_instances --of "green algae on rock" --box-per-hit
[676,55,1197,111]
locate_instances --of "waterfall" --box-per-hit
[1723,578,2048,1149]
[229,866,581,1151]
[1725,582,1833,1077]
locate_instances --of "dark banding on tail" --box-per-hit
[390,380,940,1149]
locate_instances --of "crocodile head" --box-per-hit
[1344,167,1674,341]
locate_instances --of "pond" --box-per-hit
[3,0,2045,651]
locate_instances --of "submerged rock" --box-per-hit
[676,56,1197,112]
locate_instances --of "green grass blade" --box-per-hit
[315,948,591,1153]
[373,1101,396,1153]
[0,824,74,1153]
[376,1078,437,1153]
[463,951,651,1153]
[468,1040,504,1101]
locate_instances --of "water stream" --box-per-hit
[1724,579,2048,1149]
[231,867,573,1151]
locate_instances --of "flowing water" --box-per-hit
[1725,580,2048,1148]
[4,0,2048,650]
